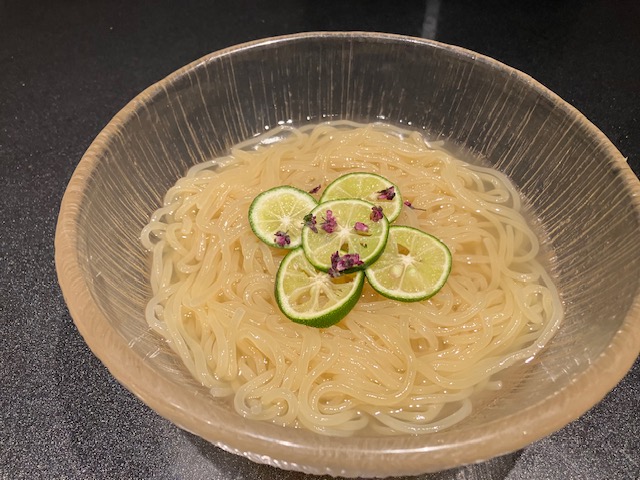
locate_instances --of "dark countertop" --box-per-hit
[1,1,638,479]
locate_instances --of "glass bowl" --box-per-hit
[55,32,640,477]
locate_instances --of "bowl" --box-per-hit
[55,32,640,477]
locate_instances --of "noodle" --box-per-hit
[141,121,562,436]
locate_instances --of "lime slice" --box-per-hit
[275,248,365,328]
[320,172,403,222]
[365,225,452,302]
[248,186,317,248]
[301,199,389,272]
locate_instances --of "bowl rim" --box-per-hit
[55,31,640,477]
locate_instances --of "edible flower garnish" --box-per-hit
[321,209,338,233]
[377,186,396,201]
[328,251,364,277]
[404,200,426,211]
[309,184,322,194]
[274,231,291,247]
[303,213,318,233]
[353,221,370,234]
[370,206,384,222]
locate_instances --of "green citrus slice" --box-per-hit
[248,186,317,248]
[319,172,403,222]
[275,248,365,328]
[365,225,452,302]
[301,199,389,272]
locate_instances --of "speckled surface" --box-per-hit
[1,1,638,479]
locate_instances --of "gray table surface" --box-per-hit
[2,0,639,478]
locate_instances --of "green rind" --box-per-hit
[274,248,365,328]
[365,225,452,302]
[319,172,403,222]
[301,199,389,272]
[248,185,317,249]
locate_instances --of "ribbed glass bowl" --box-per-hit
[55,32,640,477]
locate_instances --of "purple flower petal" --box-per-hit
[370,206,384,222]
[274,231,291,247]
[403,200,426,211]
[354,221,369,233]
[321,209,338,233]
[328,251,364,277]
[377,186,396,200]
[303,213,318,233]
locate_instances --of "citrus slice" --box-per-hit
[275,248,365,328]
[248,186,317,248]
[301,199,389,272]
[365,225,452,302]
[320,172,403,222]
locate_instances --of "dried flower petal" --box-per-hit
[309,184,321,194]
[339,253,363,270]
[303,213,318,233]
[329,251,341,270]
[354,221,370,234]
[404,200,426,211]
[321,209,338,233]
[328,251,364,277]
[274,231,290,247]
[377,186,396,200]
[370,206,384,222]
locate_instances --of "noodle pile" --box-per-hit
[140,122,562,436]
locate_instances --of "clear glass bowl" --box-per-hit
[55,32,640,477]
